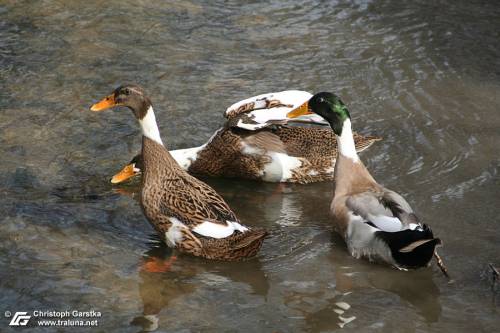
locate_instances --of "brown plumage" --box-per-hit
[190,125,381,184]
[90,85,267,261]
[141,137,267,260]
[330,153,383,236]
[112,125,381,184]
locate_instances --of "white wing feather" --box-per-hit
[225,90,312,115]
[225,90,327,130]
[192,220,249,239]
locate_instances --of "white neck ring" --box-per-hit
[337,118,359,162]
[139,106,163,145]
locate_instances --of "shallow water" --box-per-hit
[1,0,499,332]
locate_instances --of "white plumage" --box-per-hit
[165,217,186,246]
[226,90,327,130]
[192,220,249,239]
[139,106,164,145]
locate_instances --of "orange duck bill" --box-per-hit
[286,101,312,118]
[90,94,121,112]
[111,163,140,184]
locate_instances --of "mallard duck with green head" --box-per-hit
[287,92,442,269]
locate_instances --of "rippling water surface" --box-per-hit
[1,0,499,332]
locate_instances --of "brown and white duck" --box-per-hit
[287,92,442,269]
[90,85,267,261]
[110,90,381,185]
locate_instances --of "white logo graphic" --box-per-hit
[9,312,31,326]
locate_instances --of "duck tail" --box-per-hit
[213,228,268,261]
[234,228,268,250]
[376,224,441,269]
[353,134,383,153]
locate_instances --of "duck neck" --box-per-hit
[141,136,181,184]
[139,106,163,146]
[336,118,359,162]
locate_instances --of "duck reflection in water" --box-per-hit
[329,234,442,324]
[283,252,441,331]
[131,236,269,332]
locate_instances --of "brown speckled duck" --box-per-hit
[287,92,442,270]
[90,85,267,261]
[110,90,381,185]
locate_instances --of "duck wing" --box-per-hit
[241,130,287,154]
[344,189,439,268]
[346,189,419,232]
[157,172,248,239]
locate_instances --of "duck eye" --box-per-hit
[123,88,130,96]
[319,97,325,102]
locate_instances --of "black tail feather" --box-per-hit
[376,224,441,269]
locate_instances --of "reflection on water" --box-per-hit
[132,238,269,332]
[330,244,441,323]
[1,0,499,332]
